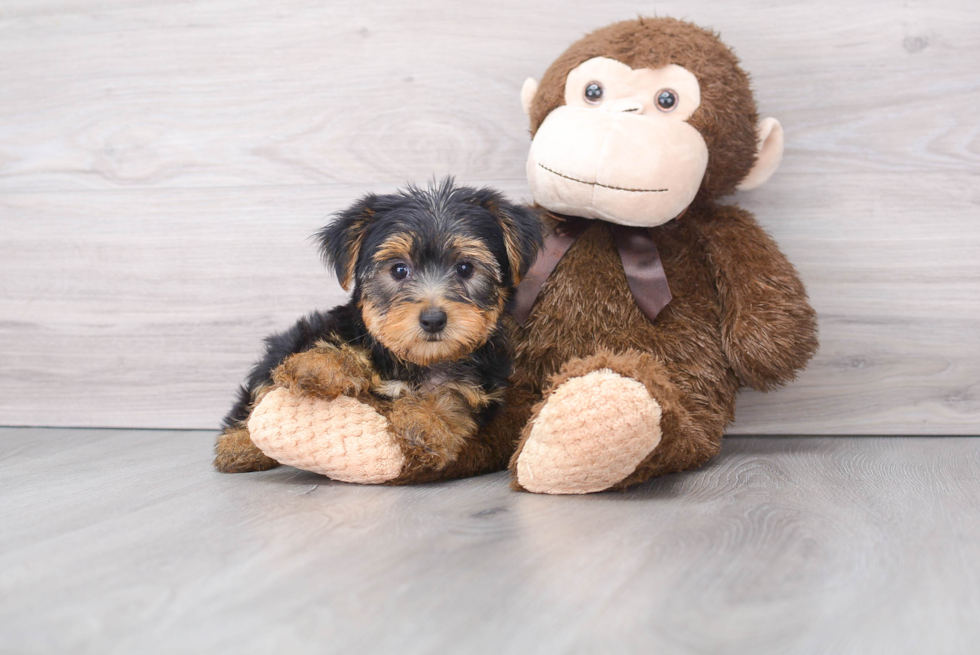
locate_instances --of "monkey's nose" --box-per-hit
[600,99,644,114]
[419,308,448,334]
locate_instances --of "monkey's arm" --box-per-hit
[697,205,818,391]
[220,302,369,429]
[215,303,370,473]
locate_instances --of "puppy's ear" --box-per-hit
[316,194,379,291]
[474,189,544,286]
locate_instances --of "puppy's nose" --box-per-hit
[419,308,447,334]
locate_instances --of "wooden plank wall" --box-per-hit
[1,0,977,433]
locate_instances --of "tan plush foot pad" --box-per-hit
[248,387,405,484]
[516,370,663,494]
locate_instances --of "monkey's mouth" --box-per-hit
[538,163,667,194]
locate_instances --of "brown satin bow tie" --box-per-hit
[510,216,674,326]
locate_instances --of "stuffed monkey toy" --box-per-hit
[504,17,818,493]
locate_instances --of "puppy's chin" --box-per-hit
[393,338,473,366]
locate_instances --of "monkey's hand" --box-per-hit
[272,341,379,400]
[387,391,478,471]
[698,205,818,391]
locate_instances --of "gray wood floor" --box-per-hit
[2,428,979,654]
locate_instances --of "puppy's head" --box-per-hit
[317,178,542,366]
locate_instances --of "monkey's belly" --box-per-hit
[514,221,730,397]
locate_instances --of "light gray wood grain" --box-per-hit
[1,0,978,432]
[3,172,977,431]
[0,0,976,189]
[2,427,979,654]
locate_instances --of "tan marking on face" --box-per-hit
[372,233,415,263]
[361,297,501,366]
[447,235,497,268]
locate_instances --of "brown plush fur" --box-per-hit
[503,206,817,487]
[498,18,818,490]
[214,425,280,473]
[214,383,277,473]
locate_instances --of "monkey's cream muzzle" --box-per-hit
[526,106,708,227]
[522,56,783,227]
[524,57,709,227]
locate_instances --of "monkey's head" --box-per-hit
[522,18,783,227]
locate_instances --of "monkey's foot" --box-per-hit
[213,425,280,473]
[248,387,404,484]
[514,370,663,494]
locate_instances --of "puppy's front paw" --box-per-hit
[388,393,477,471]
[272,343,375,399]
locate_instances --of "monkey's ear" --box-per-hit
[315,195,379,291]
[477,191,544,286]
[521,78,539,117]
[737,118,784,191]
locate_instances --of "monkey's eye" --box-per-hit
[583,82,604,104]
[390,263,410,281]
[455,261,474,279]
[656,89,678,112]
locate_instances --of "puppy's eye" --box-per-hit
[455,261,474,279]
[390,263,410,281]
[584,82,603,104]
[656,89,678,112]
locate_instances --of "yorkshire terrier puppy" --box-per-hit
[214,179,542,476]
